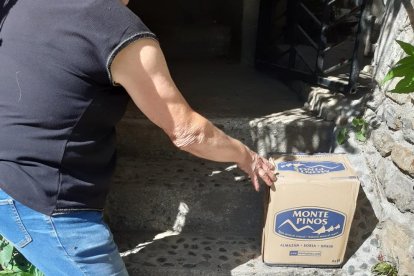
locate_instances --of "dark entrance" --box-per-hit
[127,0,243,62]
[255,0,368,94]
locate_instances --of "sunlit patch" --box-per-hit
[120,202,189,257]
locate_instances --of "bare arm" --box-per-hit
[110,39,275,190]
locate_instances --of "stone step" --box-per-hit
[116,108,336,159]
[249,108,336,156]
[107,157,265,234]
[114,229,379,276]
[116,117,254,159]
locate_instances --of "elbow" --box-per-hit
[168,124,206,150]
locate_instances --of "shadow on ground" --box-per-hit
[344,186,379,262]
[116,231,260,276]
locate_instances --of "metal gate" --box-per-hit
[255,0,367,94]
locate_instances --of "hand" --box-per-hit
[237,149,277,191]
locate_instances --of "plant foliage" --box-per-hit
[336,117,368,145]
[0,236,43,276]
[382,40,414,94]
[351,117,368,142]
[336,127,349,145]
[371,261,398,276]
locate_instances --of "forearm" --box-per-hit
[169,113,277,191]
[169,112,253,165]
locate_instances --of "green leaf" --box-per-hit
[0,238,9,251]
[352,118,364,127]
[395,55,414,66]
[0,236,42,276]
[0,243,14,269]
[0,271,16,275]
[0,272,35,276]
[391,75,414,93]
[356,131,367,142]
[33,268,44,276]
[15,272,37,276]
[382,58,414,85]
[396,40,414,56]
[26,264,44,276]
[11,252,32,273]
[337,128,348,145]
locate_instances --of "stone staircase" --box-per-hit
[106,61,379,275]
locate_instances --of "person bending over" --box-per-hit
[0,0,276,274]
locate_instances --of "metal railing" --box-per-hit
[255,0,367,94]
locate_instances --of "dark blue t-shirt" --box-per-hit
[0,0,157,215]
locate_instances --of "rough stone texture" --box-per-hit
[115,186,380,276]
[402,114,414,144]
[117,117,254,159]
[378,221,414,276]
[107,157,264,234]
[363,142,383,172]
[343,1,414,271]
[376,104,385,123]
[366,87,385,111]
[382,102,402,130]
[371,129,394,156]
[391,144,414,177]
[301,86,367,123]
[249,108,335,155]
[118,232,348,276]
[372,2,414,85]
[376,158,414,213]
[363,108,382,129]
[304,2,414,274]
[386,92,411,105]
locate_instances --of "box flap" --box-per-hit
[271,153,356,180]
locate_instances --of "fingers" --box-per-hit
[258,168,274,187]
[261,157,275,171]
[257,157,277,181]
[239,151,277,192]
[252,173,260,192]
[265,158,277,182]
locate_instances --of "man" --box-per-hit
[0,0,276,274]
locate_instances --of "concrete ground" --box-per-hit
[108,60,381,275]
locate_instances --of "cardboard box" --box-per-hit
[262,153,360,267]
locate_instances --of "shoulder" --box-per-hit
[110,38,161,86]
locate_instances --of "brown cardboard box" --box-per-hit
[262,153,360,267]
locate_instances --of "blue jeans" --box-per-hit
[0,189,128,276]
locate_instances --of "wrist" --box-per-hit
[237,144,254,167]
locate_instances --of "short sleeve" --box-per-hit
[106,31,158,86]
[84,0,158,86]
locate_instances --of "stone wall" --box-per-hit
[361,1,414,274]
[292,1,414,274]
[364,0,414,213]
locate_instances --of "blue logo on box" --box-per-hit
[277,161,345,174]
[275,208,346,240]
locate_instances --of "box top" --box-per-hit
[271,153,357,180]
